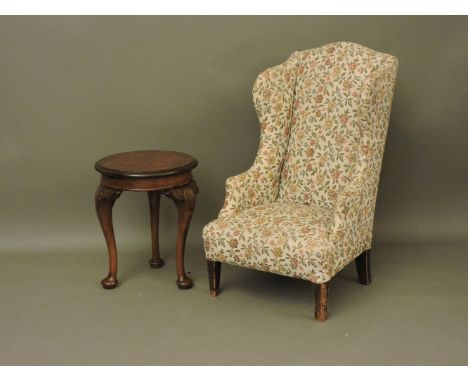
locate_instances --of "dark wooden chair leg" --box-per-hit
[207,260,221,297]
[314,282,329,322]
[164,181,199,289]
[148,191,164,268]
[95,185,122,289]
[355,250,371,285]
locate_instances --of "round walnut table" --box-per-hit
[94,150,198,290]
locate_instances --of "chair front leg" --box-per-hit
[314,282,329,321]
[207,260,221,296]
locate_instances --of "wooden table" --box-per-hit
[94,150,198,290]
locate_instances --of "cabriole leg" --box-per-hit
[95,185,122,289]
[164,181,199,289]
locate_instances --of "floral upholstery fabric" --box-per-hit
[205,203,335,282]
[203,42,398,284]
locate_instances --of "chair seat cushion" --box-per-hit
[202,202,336,283]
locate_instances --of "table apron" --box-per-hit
[100,172,193,191]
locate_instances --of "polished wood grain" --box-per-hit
[314,282,329,322]
[207,260,221,297]
[95,150,197,178]
[355,250,371,285]
[95,150,198,289]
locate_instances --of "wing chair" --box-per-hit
[202,42,398,321]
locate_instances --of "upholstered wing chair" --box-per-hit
[203,42,398,321]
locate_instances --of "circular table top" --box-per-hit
[95,150,197,178]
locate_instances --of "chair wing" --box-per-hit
[218,52,300,218]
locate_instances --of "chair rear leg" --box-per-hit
[355,250,371,285]
[314,282,329,322]
[207,260,221,296]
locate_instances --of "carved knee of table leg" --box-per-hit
[95,185,122,289]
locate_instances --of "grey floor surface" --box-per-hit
[0,240,467,365]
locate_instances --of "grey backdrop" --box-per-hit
[1,16,467,253]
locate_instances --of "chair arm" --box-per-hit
[330,179,368,249]
[218,165,278,219]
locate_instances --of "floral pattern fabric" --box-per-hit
[204,203,335,282]
[203,42,398,284]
